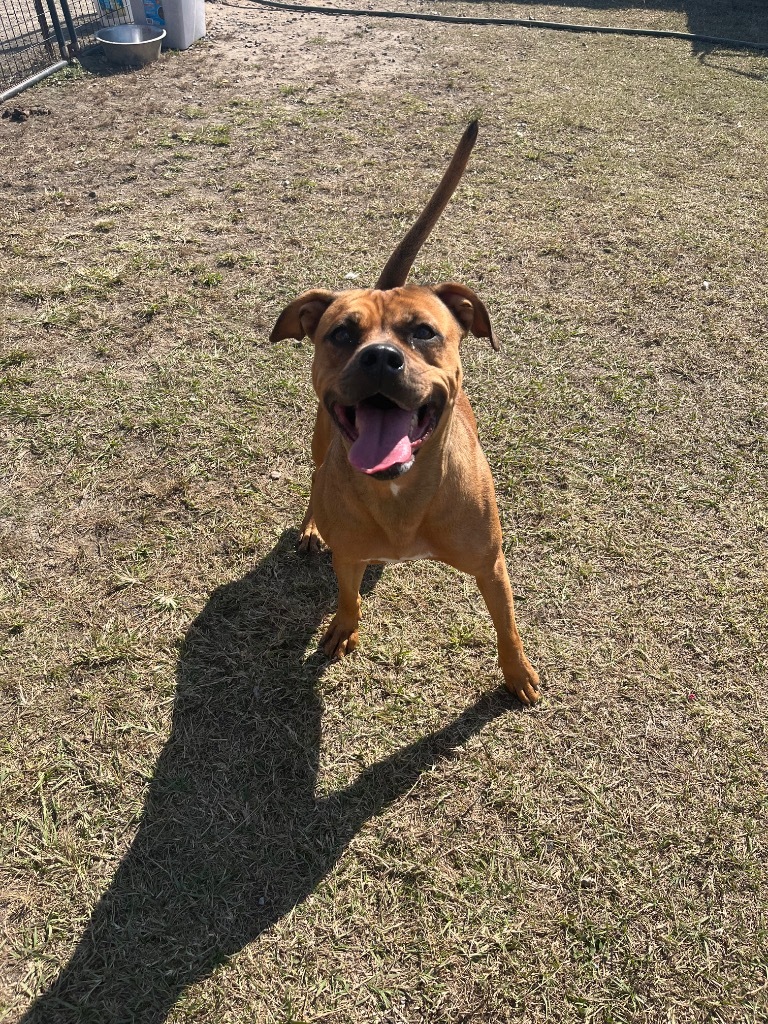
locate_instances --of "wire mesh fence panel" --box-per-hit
[0,0,62,91]
[0,0,130,94]
[65,0,131,50]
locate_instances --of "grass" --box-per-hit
[1,2,767,1022]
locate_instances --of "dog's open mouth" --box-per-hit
[332,394,440,479]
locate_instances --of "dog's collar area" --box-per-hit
[331,394,441,476]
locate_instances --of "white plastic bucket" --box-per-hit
[157,0,205,49]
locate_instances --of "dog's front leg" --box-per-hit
[321,557,366,659]
[476,553,540,705]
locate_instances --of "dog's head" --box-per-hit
[271,282,497,480]
[270,122,496,479]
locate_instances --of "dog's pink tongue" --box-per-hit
[349,405,413,474]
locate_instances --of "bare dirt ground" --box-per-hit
[1,3,767,1023]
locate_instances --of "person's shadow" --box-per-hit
[21,530,522,1023]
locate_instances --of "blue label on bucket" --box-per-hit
[143,0,165,26]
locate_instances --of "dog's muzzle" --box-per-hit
[326,344,445,479]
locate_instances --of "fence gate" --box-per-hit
[0,0,130,101]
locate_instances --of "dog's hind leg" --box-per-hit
[297,501,323,555]
[297,404,332,554]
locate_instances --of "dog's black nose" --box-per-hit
[358,344,405,376]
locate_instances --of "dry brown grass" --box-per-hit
[1,3,767,1022]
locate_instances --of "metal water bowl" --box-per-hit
[95,24,166,67]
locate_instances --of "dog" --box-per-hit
[270,122,540,704]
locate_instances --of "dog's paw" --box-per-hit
[502,658,541,705]
[320,616,359,659]
[297,519,324,555]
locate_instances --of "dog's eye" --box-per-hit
[412,323,437,341]
[328,324,355,346]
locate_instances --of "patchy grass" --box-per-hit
[1,2,767,1023]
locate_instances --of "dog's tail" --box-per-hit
[375,120,479,290]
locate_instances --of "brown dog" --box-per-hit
[271,122,540,704]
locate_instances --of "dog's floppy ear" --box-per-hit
[270,289,337,342]
[432,282,499,351]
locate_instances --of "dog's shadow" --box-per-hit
[22,531,519,1023]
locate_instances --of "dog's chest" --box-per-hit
[314,464,439,562]
[358,483,432,562]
